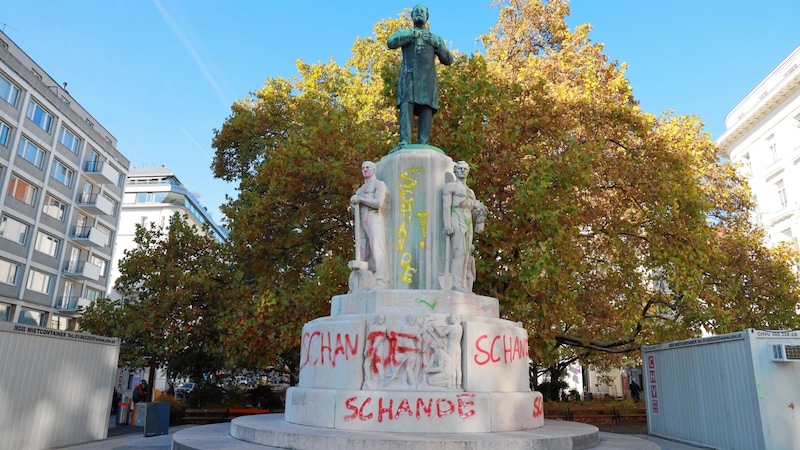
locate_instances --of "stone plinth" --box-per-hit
[331,289,499,317]
[376,147,454,290]
[291,286,539,433]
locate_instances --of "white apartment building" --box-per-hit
[717,45,800,248]
[109,165,227,301]
[0,31,129,330]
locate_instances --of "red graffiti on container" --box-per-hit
[300,330,359,369]
[344,394,476,422]
[472,334,529,365]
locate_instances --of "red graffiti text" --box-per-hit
[300,331,359,369]
[473,333,529,366]
[344,393,477,422]
[533,396,543,418]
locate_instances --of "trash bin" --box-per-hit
[144,402,170,437]
[116,395,130,425]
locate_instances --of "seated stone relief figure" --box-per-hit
[423,314,462,389]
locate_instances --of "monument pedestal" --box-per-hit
[171,416,603,450]
[287,287,542,433]
[171,148,608,448]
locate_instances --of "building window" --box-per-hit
[50,159,75,187]
[85,150,101,171]
[26,101,53,133]
[90,255,108,277]
[0,120,10,147]
[18,308,47,327]
[770,142,779,162]
[136,192,167,203]
[742,153,751,175]
[0,215,30,244]
[42,194,67,221]
[34,231,60,257]
[50,315,74,330]
[26,269,53,294]
[0,302,12,322]
[104,193,119,216]
[7,175,38,205]
[777,180,789,209]
[84,287,103,301]
[58,126,82,154]
[98,224,113,246]
[17,137,46,168]
[0,259,20,285]
[0,73,20,107]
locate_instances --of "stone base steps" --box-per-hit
[171,415,606,450]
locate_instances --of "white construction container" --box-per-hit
[0,322,120,450]
[642,329,800,449]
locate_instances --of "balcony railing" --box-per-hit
[56,296,92,311]
[75,192,114,216]
[83,159,119,185]
[70,225,108,247]
[62,260,101,281]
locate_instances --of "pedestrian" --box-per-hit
[132,379,148,403]
[630,379,641,402]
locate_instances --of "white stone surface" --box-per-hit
[284,387,338,428]
[462,320,530,392]
[489,391,544,431]
[331,289,499,318]
[172,419,666,450]
[298,316,365,390]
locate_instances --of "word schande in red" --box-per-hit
[473,333,529,365]
[344,393,477,422]
[300,330,359,369]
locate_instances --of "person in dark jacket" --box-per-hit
[132,379,148,403]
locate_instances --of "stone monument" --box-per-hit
[173,5,602,449]
[283,5,542,434]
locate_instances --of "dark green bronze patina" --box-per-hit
[388,4,454,146]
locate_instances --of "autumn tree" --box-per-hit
[211,0,800,373]
[80,213,231,396]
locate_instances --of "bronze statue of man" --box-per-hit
[388,4,454,146]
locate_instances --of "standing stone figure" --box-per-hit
[351,161,389,289]
[387,4,454,145]
[443,161,486,293]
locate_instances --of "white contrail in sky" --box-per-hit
[153,0,229,109]
[181,126,213,161]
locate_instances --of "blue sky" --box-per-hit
[3,1,799,225]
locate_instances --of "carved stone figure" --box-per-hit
[387,4,454,145]
[443,161,486,292]
[388,314,423,386]
[363,315,388,390]
[423,314,462,389]
[351,161,389,289]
